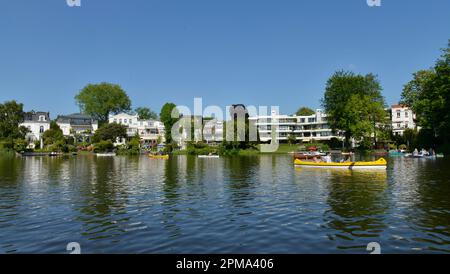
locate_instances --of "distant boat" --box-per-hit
[436,153,445,158]
[294,158,387,170]
[148,154,169,160]
[96,152,116,157]
[198,155,220,159]
[293,151,325,160]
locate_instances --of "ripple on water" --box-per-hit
[0,155,449,253]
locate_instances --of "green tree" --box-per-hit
[295,107,315,116]
[92,123,127,143]
[322,70,386,148]
[75,83,131,124]
[401,40,450,151]
[159,103,179,150]
[42,121,65,146]
[135,107,158,120]
[0,100,25,139]
[287,134,297,145]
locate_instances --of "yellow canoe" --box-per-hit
[148,154,169,160]
[294,158,387,170]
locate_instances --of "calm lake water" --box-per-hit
[0,154,449,254]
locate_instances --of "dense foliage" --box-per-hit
[322,71,387,148]
[75,83,131,124]
[92,123,127,143]
[0,100,25,139]
[135,107,158,120]
[295,107,315,116]
[401,41,450,153]
[159,103,179,151]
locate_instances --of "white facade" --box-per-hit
[56,113,98,137]
[19,111,51,145]
[249,109,343,143]
[109,113,165,144]
[391,104,416,135]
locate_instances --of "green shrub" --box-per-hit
[13,139,28,152]
[94,140,114,153]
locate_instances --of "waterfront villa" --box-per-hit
[249,109,344,143]
[56,113,98,142]
[108,113,165,148]
[390,104,417,136]
[19,111,51,148]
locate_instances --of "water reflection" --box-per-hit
[324,170,388,251]
[0,155,449,253]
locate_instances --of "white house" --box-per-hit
[56,113,98,141]
[109,113,165,147]
[19,111,51,148]
[390,104,416,135]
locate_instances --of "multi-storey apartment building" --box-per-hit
[390,104,416,135]
[109,113,165,147]
[249,109,343,143]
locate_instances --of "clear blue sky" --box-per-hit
[0,0,449,117]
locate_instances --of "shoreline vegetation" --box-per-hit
[1,41,449,157]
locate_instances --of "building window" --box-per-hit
[39,115,45,121]
[124,119,127,124]
[397,110,401,118]
[397,123,401,128]
[40,126,44,133]
[405,122,409,128]
[405,111,409,118]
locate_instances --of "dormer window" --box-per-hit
[39,115,46,122]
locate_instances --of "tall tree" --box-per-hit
[322,71,386,148]
[159,103,179,150]
[42,121,65,146]
[0,100,25,139]
[135,107,158,120]
[92,123,128,143]
[295,107,315,116]
[401,40,450,144]
[75,83,131,124]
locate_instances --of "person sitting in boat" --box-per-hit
[340,156,351,163]
[421,148,429,156]
[322,153,332,163]
[413,148,419,156]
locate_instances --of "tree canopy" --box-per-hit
[92,123,128,143]
[322,70,386,147]
[42,121,64,146]
[401,40,450,146]
[135,107,158,120]
[295,107,315,116]
[0,100,25,139]
[75,83,131,124]
[159,103,179,149]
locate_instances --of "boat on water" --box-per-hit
[96,152,116,157]
[148,154,169,160]
[198,155,220,159]
[294,158,387,170]
[404,153,437,159]
[293,151,326,160]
